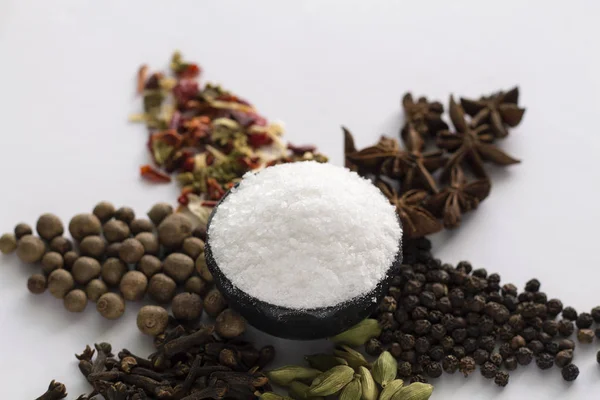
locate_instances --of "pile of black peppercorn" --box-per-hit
[368,237,599,386]
[1,201,238,338]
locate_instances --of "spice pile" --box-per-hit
[132,51,327,210]
[344,89,526,238]
[0,201,241,338]
[35,322,275,400]
[361,236,600,386]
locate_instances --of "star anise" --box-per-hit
[437,96,520,180]
[460,87,525,138]
[376,180,443,239]
[425,166,491,229]
[383,123,446,193]
[345,132,399,175]
[402,93,448,138]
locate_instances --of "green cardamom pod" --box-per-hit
[259,392,293,400]
[267,366,322,387]
[378,379,404,400]
[288,381,324,400]
[305,354,348,371]
[358,366,378,400]
[330,319,382,347]
[390,382,433,400]
[371,351,397,388]
[307,365,355,396]
[334,345,370,370]
[339,377,362,400]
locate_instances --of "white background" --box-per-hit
[1,0,600,398]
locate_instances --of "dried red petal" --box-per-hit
[182,156,196,172]
[173,79,199,106]
[177,64,201,79]
[288,143,317,155]
[248,132,273,148]
[207,178,225,200]
[140,165,172,183]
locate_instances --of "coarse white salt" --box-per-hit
[208,161,402,309]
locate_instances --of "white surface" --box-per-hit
[1,0,599,398]
[210,162,402,309]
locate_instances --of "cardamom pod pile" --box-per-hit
[265,349,433,400]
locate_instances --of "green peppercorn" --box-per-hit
[16,235,46,263]
[115,207,135,224]
[147,202,173,226]
[72,257,102,285]
[49,236,72,255]
[119,271,148,301]
[14,223,32,239]
[148,273,177,304]
[96,292,125,320]
[93,201,116,223]
[47,269,75,299]
[27,273,47,294]
[101,257,128,287]
[135,232,159,256]
[163,253,194,283]
[119,238,145,264]
[79,235,106,259]
[103,220,131,243]
[36,213,64,241]
[41,251,64,274]
[130,219,154,235]
[137,305,169,336]
[86,279,108,302]
[64,289,87,312]
[0,233,17,254]
[172,292,203,321]
[69,214,102,241]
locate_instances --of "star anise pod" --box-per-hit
[402,93,448,138]
[345,132,399,175]
[460,87,525,138]
[437,96,520,180]
[425,166,491,229]
[383,123,446,193]
[376,180,443,239]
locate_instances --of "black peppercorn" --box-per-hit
[466,325,480,338]
[504,356,518,371]
[395,309,409,324]
[472,268,487,278]
[596,328,600,339]
[533,292,547,304]
[431,283,447,298]
[558,339,575,351]
[558,319,575,337]
[459,356,476,377]
[464,338,478,354]
[562,306,578,321]
[521,327,537,342]
[428,311,444,324]
[431,324,446,340]
[497,325,514,341]
[516,347,533,365]
[399,334,416,350]
[489,352,502,367]
[425,362,442,378]
[378,312,398,331]
[419,291,437,308]
[437,297,452,313]
[410,375,428,384]
[518,292,534,302]
[456,261,472,274]
[524,278,540,292]
[555,349,573,368]
[561,364,579,382]
[415,337,431,354]
[380,296,397,313]
[412,306,428,321]
[487,273,501,291]
[453,346,466,359]
[473,349,489,365]
[479,316,495,334]
[527,340,545,355]
[403,295,420,312]
[501,283,517,296]
[481,362,497,379]
[577,329,595,344]
[542,320,559,337]
[508,314,526,331]
[591,306,600,323]
[545,342,559,355]
[510,335,526,350]
[503,295,519,312]
[494,371,509,387]
[397,361,412,377]
[440,336,454,352]
[538,332,553,344]
[535,353,554,370]
[499,343,513,359]
[389,342,402,358]
[576,312,593,329]
[400,350,416,364]
[429,346,445,361]
[478,335,495,352]
[546,299,563,317]
[466,295,486,313]
[365,338,384,356]
[451,328,466,344]
[528,316,543,330]
[380,330,394,344]
[442,355,458,374]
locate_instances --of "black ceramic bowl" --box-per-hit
[204,187,403,340]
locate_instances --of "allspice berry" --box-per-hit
[204,288,227,317]
[147,202,173,226]
[0,233,17,254]
[69,214,101,241]
[137,305,169,336]
[106,242,122,258]
[64,289,88,312]
[148,273,177,303]
[119,270,148,301]
[79,235,106,259]
[115,207,135,224]
[86,279,108,302]
[36,213,64,241]
[103,220,131,243]
[48,269,75,299]
[14,223,32,239]
[72,256,102,285]
[163,253,194,283]
[49,236,72,254]
[195,254,213,282]
[93,201,116,223]
[157,213,192,249]
[63,251,79,269]
[41,251,64,274]
[182,237,205,260]
[137,255,162,278]
[27,273,47,294]
[130,219,154,234]
[119,238,145,264]
[172,293,203,321]
[215,309,246,339]
[185,276,209,296]
[97,293,126,320]
[135,232,159,256]
[101,258,128,287]
[16,235,46,263]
